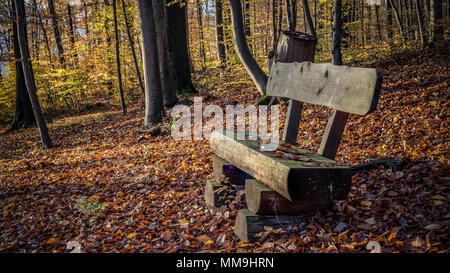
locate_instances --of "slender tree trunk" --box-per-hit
[244,0,252,35]
[303,0,316,37]
[366,2,371,44]
[424,0,431,39]
[229,0,267,95]
[375,4,382,41]
[359,0,365,46]
[385,0,394,40]
[84,1,89,36]
[277,0,283,36]
[47,0,64,65]
[196,0,206,69]
[272,0,278,50]
[389,0,405,39]
[112,0,126,114]
[32,0,53,67]
[15,0,53,149]
[407,0,414,39]
[244,0,253,52]
[165,0,197,94]
[332,0,343,65]
[415,0,426,45]
[121,0,145,97]
[314,0,317,29]
[30,2,38,59]
[137,0,164,125]
[285,0,298,31]
[11,0,34,130]
[67,4,75,50]
[215,0,227,66]
[447,0,449,19]
[151,0,177,108]
[430,0,443,42]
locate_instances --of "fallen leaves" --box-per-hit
[360,200,372,207]
[127,233,137,239]
[0,43,449,253]
[46,237,57,244]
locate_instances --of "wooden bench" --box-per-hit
[206,31,383,242]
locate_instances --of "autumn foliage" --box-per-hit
[0,42,448,253]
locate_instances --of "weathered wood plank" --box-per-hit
[318,110,349,159]
[235,209,308,243]
[282,99,303,145]
[210,131,351,201]
[267,61,382,115]
[212,157,253,185]
[245,179,330,215]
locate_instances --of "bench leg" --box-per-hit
[204,179,243,208]
[282,99,303,145]
[234,209,309,243]
[318,110,349,160]
[245,179,331,215]
[212,157,253,185]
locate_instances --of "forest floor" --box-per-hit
[0,42,449,253]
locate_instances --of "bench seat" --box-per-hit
[209,130,351,202]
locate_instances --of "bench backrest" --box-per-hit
[267,61,383,160]
[267,61,382,115]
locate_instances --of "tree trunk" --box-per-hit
[314,0,317,29]
[112,0,126,114]
[215,0,227,67]
[151,0,177,108]
[407,0,414,40]
[389,0,405,39]
[366,2,372,44]
[67,3,76,55]
[32,0,52,67]
[244,0,252,36]
[196,0,206,69]
[137,0,164,125]
[272,0,278,50]
[121,0,145,97]
[10,0,34,130]
[359,0,365,46]
[229,0,267,95]
[303,0,316,37]
[14,0,53,149]
[165,0,197,94]
[285,0,298,31]
[430,0,443,42]
[375,4,382,41]
[47,0,64,65]
[415,0,426,45]
[332,0,343,65]
[385,0,394,40]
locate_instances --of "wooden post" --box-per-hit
[245,179,330,215]
[235,209,308,242]
[282,99,303,145]
[318,110,349,160]
[212,157,253,185]
[204,179,242,208]
[275,31,316,145]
